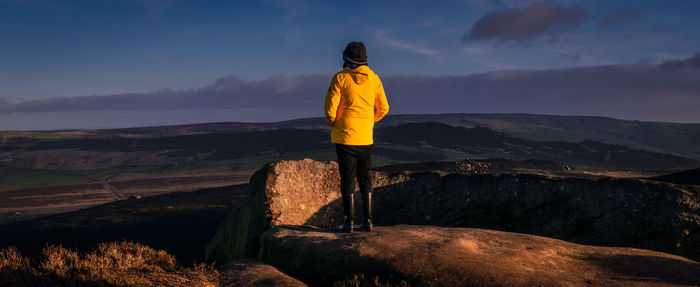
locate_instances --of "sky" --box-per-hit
[1,0,699,129]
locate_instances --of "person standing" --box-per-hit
[324,41,389,232]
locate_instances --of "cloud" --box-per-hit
[473,59,518,70]
[659,53,700,69]
[555,50,582,61]
[546,47,611,65]
[464,1,586,42]
[598,7,642,27]
[382,53,700,122]
[0,74,330,113]
[649,53,694,64]
[2,54,700,123]
[461,45,486,55]
[373,30,439,57]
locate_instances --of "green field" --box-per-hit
[0,165,175,192]
[0,131,81,139]
[0,167,91,191]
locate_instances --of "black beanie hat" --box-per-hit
[343,41,367,65]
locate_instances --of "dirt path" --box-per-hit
[101,173,124,200]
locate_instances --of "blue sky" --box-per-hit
[1,0,699,128]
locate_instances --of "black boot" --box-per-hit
[341,193,354,233]
[361,192,373,232]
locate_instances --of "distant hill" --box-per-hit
[23,128,330,159]
[3,113,697,231]
[279,113,700,160]
[4,121,697,172]
[375,122,699,171]
[27,113,696,160]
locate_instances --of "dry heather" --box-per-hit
[332,274,409,287]
[0,241,218,287]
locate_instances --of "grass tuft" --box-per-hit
[0,241,218,287]
[333,273,410,287]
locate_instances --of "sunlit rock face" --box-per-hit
[259,225,700,287]
[206,159,700,264]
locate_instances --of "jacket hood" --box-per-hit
[344,65,372,85]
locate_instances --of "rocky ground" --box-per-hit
[217,259,306,287]
[205,159,700,286]
[260,225,700,287]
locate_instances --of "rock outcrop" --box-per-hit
[371,172,700,262]
[206,159,409,262]
[207,159,700,265]
[206,159,342,263]
[217,259,307,287]
[259,225,700,286]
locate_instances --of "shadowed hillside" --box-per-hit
[650,168,700,185]
[5,113,698,157]
[0,184,248,265]
[280,113,700,159]
[2,122,696,172]
[375,122,698,170]
[23,129,329,160]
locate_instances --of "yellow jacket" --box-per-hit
[324,66,389,145]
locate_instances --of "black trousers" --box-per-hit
[335,144,373,196]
